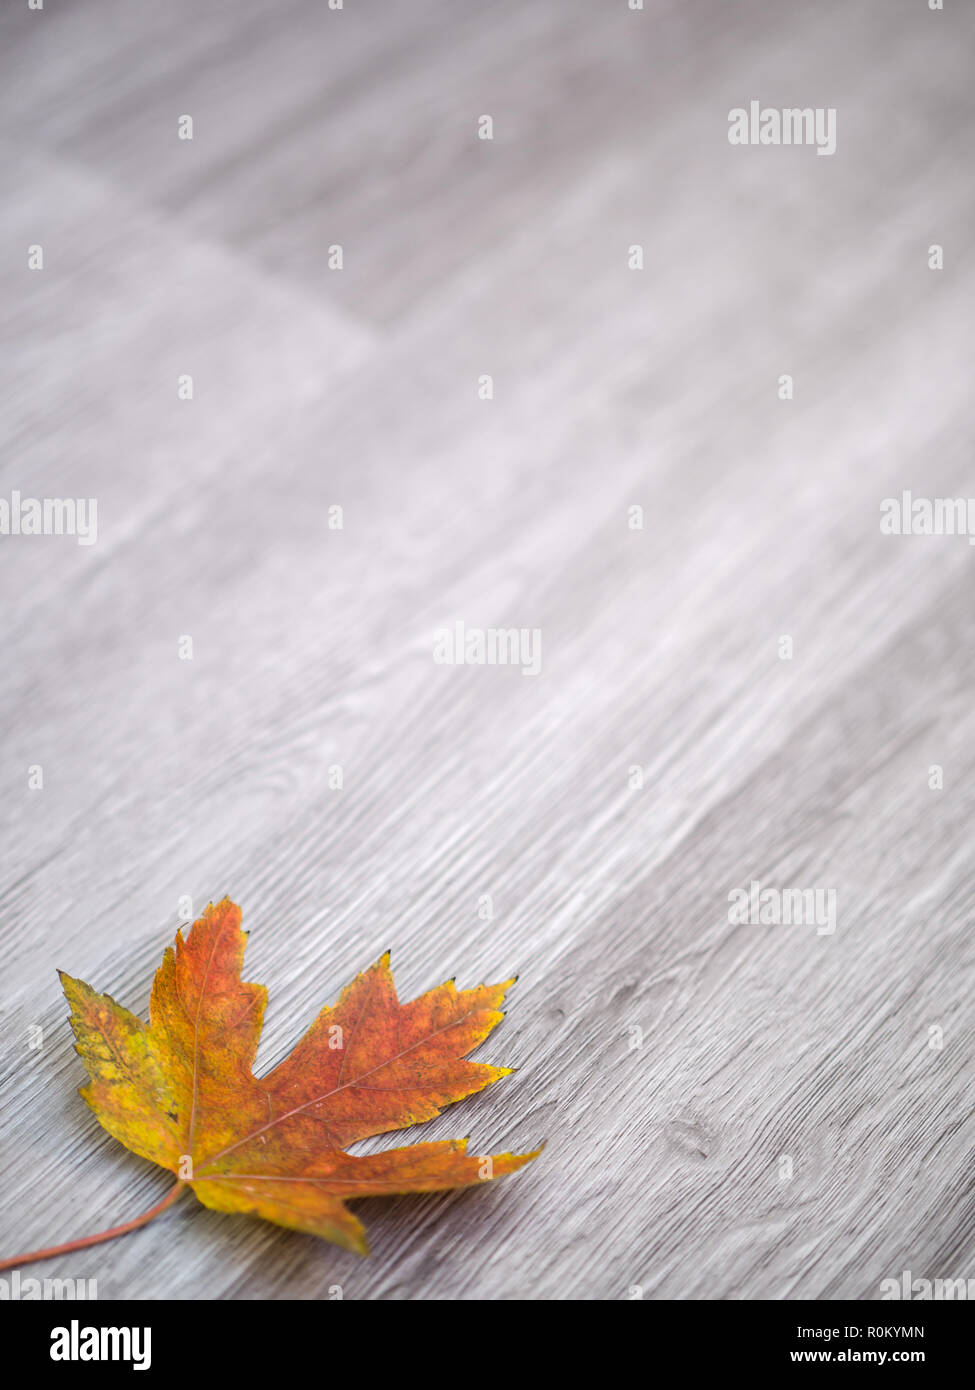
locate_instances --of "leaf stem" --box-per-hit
[0,1179,186,1272]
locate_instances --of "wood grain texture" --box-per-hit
[1,0,973,1300]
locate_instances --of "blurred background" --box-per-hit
[1,0,973,1299]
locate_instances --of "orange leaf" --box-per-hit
[59,899,540,1254]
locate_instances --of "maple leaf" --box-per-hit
[45,900,539,1258]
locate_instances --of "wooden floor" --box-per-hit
[1,0,973,1301]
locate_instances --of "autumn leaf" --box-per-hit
[0,900,539,1269]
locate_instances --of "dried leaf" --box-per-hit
[60,899,539,1254]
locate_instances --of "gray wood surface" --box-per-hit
[1,0,973,1301]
